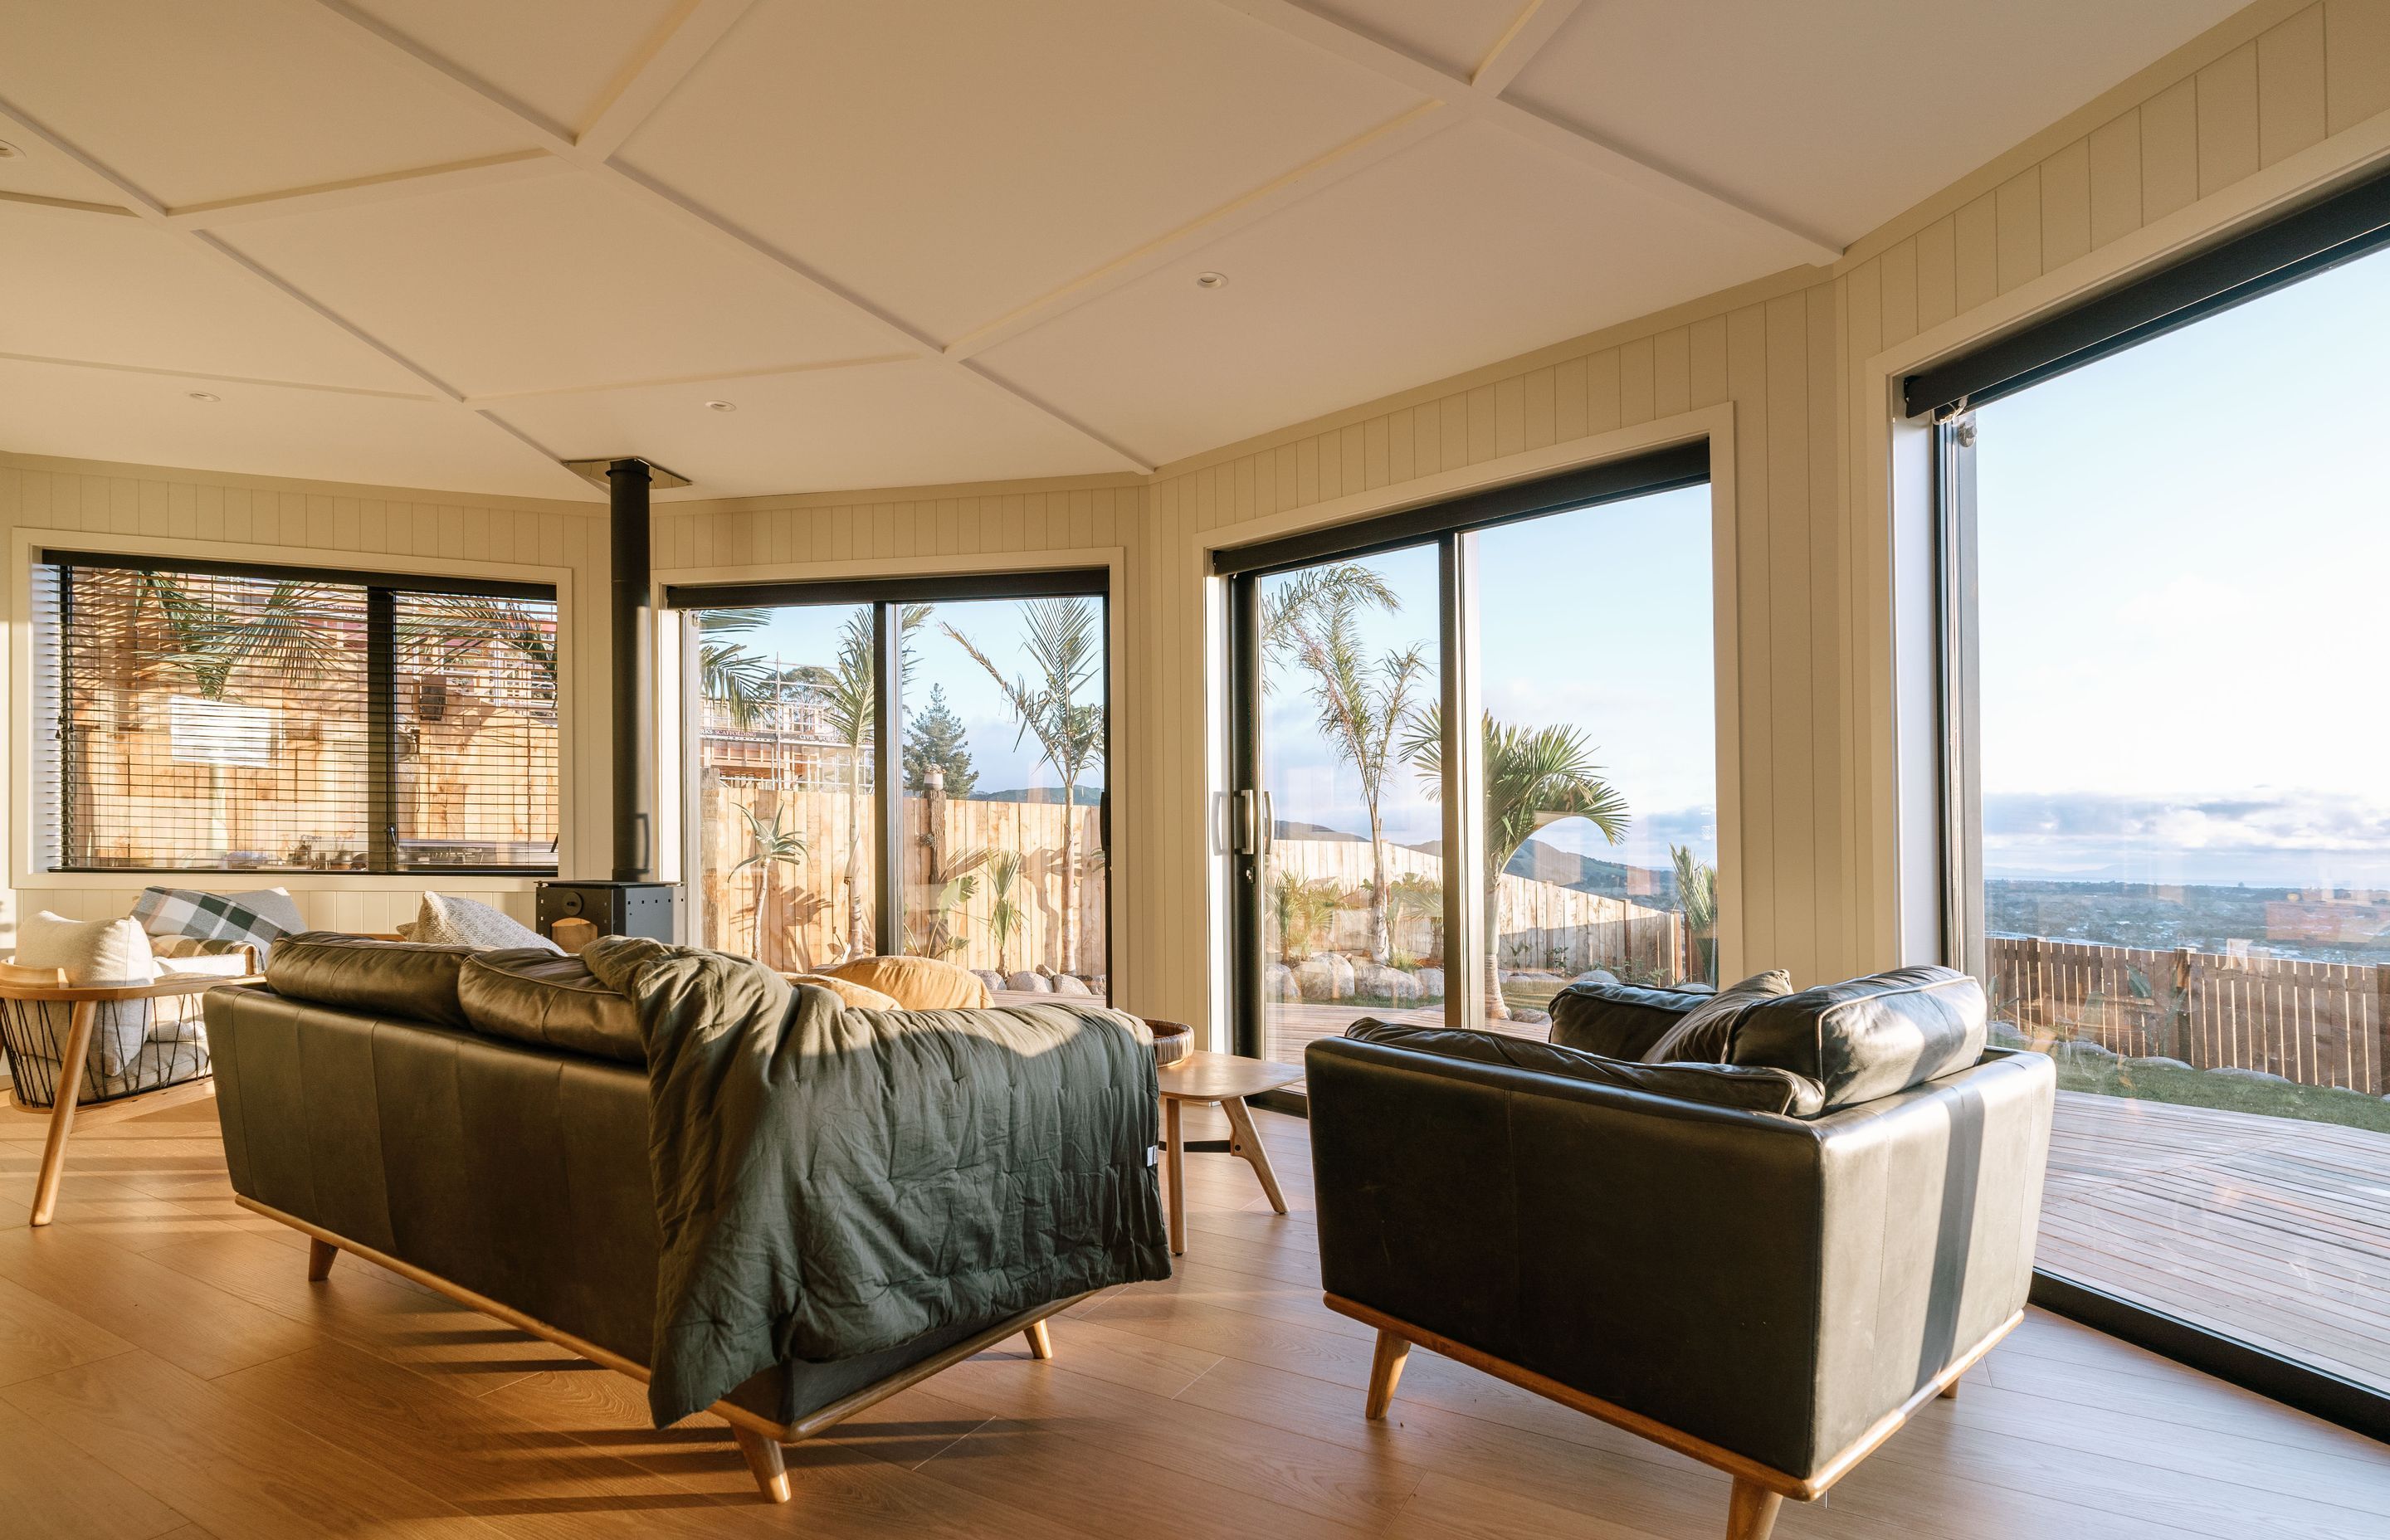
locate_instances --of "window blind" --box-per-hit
[31,557,558,875]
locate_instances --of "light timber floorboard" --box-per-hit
[0,1099,2378,1539]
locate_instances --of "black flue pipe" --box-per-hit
[607,458,654,880]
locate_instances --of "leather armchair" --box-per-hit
[1305,969,2053,1540]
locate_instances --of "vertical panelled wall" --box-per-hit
[0,452,606,938]
[1134,0,2390,1034]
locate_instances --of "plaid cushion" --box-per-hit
[131,887,290,961]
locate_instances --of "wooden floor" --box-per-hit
[2,1094,2385,1540]
[2042,1090,2390,1396]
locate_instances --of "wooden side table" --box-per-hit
[1155,1050,1301,1255]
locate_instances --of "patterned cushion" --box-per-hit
[411,892,561,954]
[132,887,291,962]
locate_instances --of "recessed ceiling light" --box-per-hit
[1194,271,1227,290]
[187,391,220,402]
[0,140,22,160]
[705,399,737,412]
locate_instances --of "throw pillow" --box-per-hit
[1344,1020,1824,1117]
[782,972,903,1011]
[411,892,562,954]
[16,911,157,1075]
[1639,968,1794,1064]
[822,954,990,1010]
[132,886,292,962]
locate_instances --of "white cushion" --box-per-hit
[15,912,158,1075]
[412,892,560,954]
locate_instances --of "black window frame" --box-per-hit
[36,550,560,878]
[666,568,1115,988]
[1216,444,1714,1114]
[1905,166,2390,1444]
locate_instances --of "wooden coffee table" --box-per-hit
[1155,1050,1301,1255]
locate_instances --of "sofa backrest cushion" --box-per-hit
[1344,1020,1824,1117]
[460,948,645,1065]
[1636,969,1794,1064]
[1729,966,1988,1109]
[1548,980,1705,1060]
[822,954,990,1011]
[265,933,477,1029]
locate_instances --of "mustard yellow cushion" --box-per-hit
[781,972,902,1011]
[821,954,991,1011]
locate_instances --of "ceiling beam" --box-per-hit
[943,100,1456,363]
[0,349,441,399]
[1471,0,1582,95]
[1211,0,1841,266]
[294,0,1154,473]
[0,189,138,222]
[163,150,574,229]
[576,0,755,159]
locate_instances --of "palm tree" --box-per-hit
[985,849,1027,977]
[1404,705,1629,1020]
[817,605,931,959]
[729,803,806,963]
[1672,843,1719,984]
[944,598,1105,977]
[694,608,777,729]
[1261,564,1425,966]
[1386,872,1443,969]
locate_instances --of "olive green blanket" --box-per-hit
[583,938,1171,1426]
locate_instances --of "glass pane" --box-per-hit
[690,604,875,968]
[392,592,559,869]
[1474,488,1719,1031]
[1256,545,1442,1075]
[1973,244,2390,1394]
[903,597,1108,1003]
[43,567,372,870]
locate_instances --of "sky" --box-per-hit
[1975,241,2390,889]
[1257,484,1717,874]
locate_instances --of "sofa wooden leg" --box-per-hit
[1939,1377,1960,1399]
[1364,1329,1411,1420]
[1725,1477,1782,1540]
[307,1239,339,1282]
[1023,1319,1054,1360]
[733,1424,791,1503]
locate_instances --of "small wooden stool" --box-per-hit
[1154,1050,1300,1255]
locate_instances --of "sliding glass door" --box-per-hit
[676,573,1110,1003]
[1922,173,2390,1417]
[1224,450,1719,1083]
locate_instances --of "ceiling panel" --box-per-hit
[616,0,1422,344]
[488,359,1129,500]
[348,0,682,134]
[0,0,535,208]
[221,176,904,399]
[0,356,588,500]
[1307,0,1523,76]
[975,120,1779,466]
[1510,0,2248,248]
[0,117,142,208]
[0,206,431,392]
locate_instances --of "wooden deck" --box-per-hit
[0,1093,2384,1537]
[2042,1090,2390,1395]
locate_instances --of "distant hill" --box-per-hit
[1407,835,1680,906]
[969,786,1104,807]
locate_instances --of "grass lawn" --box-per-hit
[2053,1052,2390,1134]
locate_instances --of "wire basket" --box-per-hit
[0,995,211,1110]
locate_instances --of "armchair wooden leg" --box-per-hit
[29,1003,96,1228]
[1364,1329,1411,1420]
[1024,1319,1054,1360]
[307,1238,339,1282]
[1725,1477,1782,1540]
[1939,1375,1961,1399]
[732,1424,792,1503]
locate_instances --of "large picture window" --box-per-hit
[670,571,1111,1001]
[1221,447,1719,1089]
[32,553,559,875]
[1913,168,2390,1432]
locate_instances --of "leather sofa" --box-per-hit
[204,935,1098,1501]
[1305,967,2053,1540]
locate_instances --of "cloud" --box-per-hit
[1983,788,2390,884]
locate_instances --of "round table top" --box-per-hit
[1155,1050,1303,1102]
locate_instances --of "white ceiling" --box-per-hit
[0,0,2246,502]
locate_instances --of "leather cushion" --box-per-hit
[1640,969,1794,1064]
[780,972,903,1011]
[460,948,646,1065]
[1547,980,1703,1059]
[264,933,477,1029]
[822,954,991,1010]
[1344,1020,1823,1116]
[1729,966,1988,1109]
